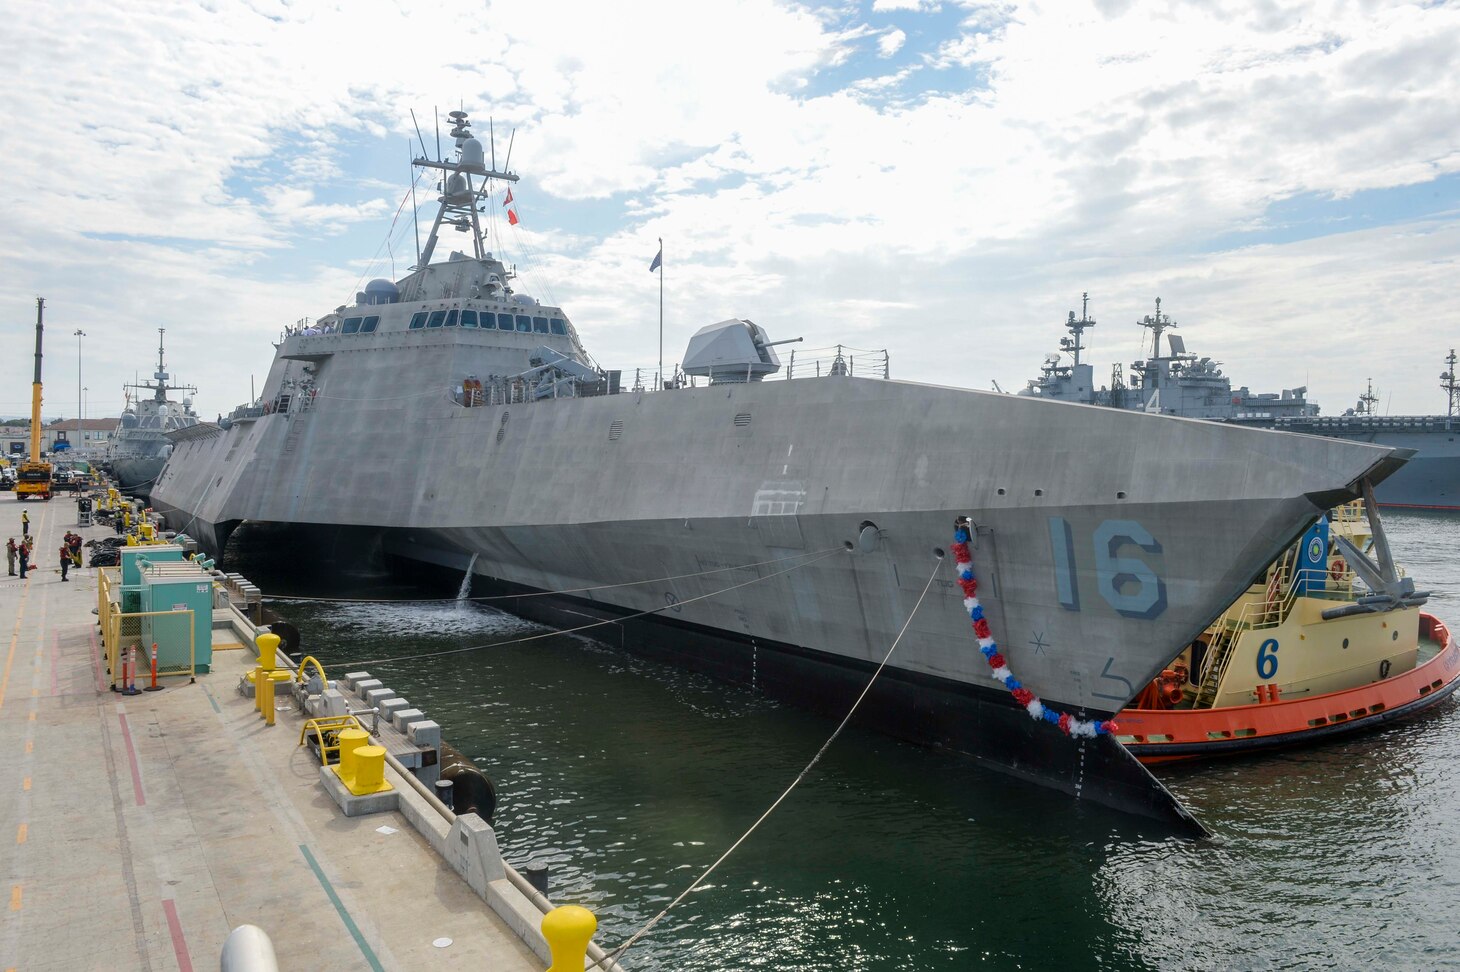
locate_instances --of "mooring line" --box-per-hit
[591,553,944,969]
[330,547,847,670]
[263,546,843,605]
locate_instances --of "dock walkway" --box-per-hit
[0,492,544,971]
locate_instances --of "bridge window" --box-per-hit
[461,310,478,328]
[342,316,363,334]
[361,315,379,333]
[427,311,447,328]
[409,312,427,330]
[516,314,532,332]
[550,318,567,335]
[444,310,460,327]
[533,316,549,333]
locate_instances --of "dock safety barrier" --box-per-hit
[102,609,195,690]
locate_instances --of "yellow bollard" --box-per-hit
[256,632,280,672]
[348,745,390,795]
[542,905,597,972]
[335,729,369,783]
[259,670,275,726]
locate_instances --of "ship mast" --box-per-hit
[412,110,519,270]
[1060,292,1095,366]
[153,328,168,402]
[1442,348,1458,422]
[1357,378,1379,415]
[1137,297,1176,359]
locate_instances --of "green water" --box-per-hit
[238,512,1460,970]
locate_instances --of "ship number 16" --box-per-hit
[1047,517,1169,621]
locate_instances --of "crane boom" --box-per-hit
[17,297,52,501]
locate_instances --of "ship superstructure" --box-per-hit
[1023,297,1458,509]
[150,111,1410,831]
[109,329,199,497]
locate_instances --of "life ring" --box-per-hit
[1329,557,1347,582]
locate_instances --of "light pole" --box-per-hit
[73,329,85,455]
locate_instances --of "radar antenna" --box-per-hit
[1137,297,1177,359]
[412,109,520,269]
[1059,292,1095,366]
[1357,378,1379,415]
[1442,348,1459,421]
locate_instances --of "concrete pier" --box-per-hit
[0,492,551,971]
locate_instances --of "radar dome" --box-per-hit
[459,138,486,173]
[445,173,471,203]
[364,279,400,305]
[120,412,139,429]
[157,405,169,419]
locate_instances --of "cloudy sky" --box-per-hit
[1,0,1456,423]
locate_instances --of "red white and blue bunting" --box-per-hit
[951,521,1118,739]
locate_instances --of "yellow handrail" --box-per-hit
[299,715,365,767]
[295,655,328,687]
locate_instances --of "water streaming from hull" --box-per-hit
[456,552,479,605]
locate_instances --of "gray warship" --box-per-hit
[108,329,199,498]
[150,111,1408,831]
[1022,295,1459,509]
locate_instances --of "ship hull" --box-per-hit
[110,456,166,498]
[1270,423,1460,510]
[152,372,1404,828]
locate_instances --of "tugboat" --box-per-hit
[1118,485,1460,762]
[109,328,199,498]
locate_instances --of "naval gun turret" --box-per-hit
[682,319,800,384]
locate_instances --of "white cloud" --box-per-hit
[0,0,1457,425]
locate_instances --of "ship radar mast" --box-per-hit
[1060,292,1095,366]
[1357,378,1379,415]
[412,110,519,270]
[1442,348,1459,421]
[1137,297,1177,359]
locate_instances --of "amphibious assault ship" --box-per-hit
[109,329,199,498]
[150,112,1408,832]
[1022,296,1459,509]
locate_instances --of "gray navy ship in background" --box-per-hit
[1022,295,1460,510]
[108,329,199,498]
[149,110,1409,832]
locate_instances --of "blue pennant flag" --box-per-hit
[649,245,662,273]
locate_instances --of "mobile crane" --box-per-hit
[15,298,52,501]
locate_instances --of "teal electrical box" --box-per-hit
[138,566,215,674]
[120,545,188,615]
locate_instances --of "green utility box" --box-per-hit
[138,564,215,674]
[119,545,188,614]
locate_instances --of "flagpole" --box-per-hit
[658,236,664,390]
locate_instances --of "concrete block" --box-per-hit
[377,697,409,721]
[353,678,383,699]
[319,764,398,817]
[305,688,351,719]
[446,813,507,898]
[392,707,427,732]
[341,671,371,690]
[407,720,441,748]
[363,687,395,709]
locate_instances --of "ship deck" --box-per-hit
[0,492,548,971]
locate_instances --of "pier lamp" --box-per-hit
[73,329,85,451]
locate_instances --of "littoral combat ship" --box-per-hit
[109,328,199,498]
[151,111,1408,832]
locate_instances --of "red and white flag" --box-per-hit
[507,209,519,226]
[503,189,514,207]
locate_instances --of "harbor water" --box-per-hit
[239,512,1460,971]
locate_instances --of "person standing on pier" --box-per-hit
[17,540,28,580]
[20,511,29,537]
[68,532,82,568]
[57,542,69,582]
[5,537,15,576]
